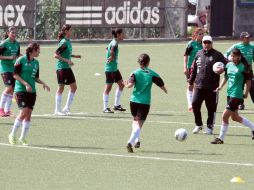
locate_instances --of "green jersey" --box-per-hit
[184,40,203,69]
[0,38,20,73]
[225,62,249,99]
[14,55,39,93]
[55,38,72,70]
[105,39,118,72]
[225,43,254,67]
[130,68,164,105]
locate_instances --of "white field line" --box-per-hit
[31,113,247,129]
[0,143,252,167]
[39,42,237,49]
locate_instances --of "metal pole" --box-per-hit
[33,0,37,40]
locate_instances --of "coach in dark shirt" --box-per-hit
[189,35,228,135]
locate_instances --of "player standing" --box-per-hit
[0,27,21,117]
[184,28,204,111]
[103,29,126,113]
[54,24,81,115]
[124,54,167,153]
[211,48,254,144]
[8,42,50,145]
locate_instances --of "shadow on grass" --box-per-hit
[139,149,223,156]
[33,144,105,150]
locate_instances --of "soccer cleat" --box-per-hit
[62,107,71,115]
[238,104,245,110]
[126,143,134,153]
[113,105,126,111]
[8,134,17,145]
[203,127,213,135]
[134,141,141,148]
[0,108,5,117]
[4,110,12,117]
[19,139,28,146]
[192,126,203,134]
[211,138,224,144]
[103,108,114,113]
[54,110,66,116]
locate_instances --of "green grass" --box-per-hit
[0,41,254,190]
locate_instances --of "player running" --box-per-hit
[224,32,254,110]
[54,24,81,115]
[184,27,204,111]
[211,48,254,144]
[103,29,126,113]
[124,53,167,153]
[0,27,21,117]
[8,42,50,146]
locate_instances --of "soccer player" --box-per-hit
[103,29,126,113]
[0,27,21,117]
[184,27,204,111]
[8,42,50,145]
[211,48,254,144]
[54,24,81,115]
[189,35,228,135]
[224,32,254,110]
[124,53,167,153]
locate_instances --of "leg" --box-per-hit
[186,82,194,111]
[63,82,77,114]
[19,108,32,145]
[113,79,126,111]
[103,83,114,112]
[55,85,65,114]
[192,88,205,133]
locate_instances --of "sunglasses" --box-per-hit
[203,41,212,44]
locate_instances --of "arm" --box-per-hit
[152,76,167,94]
[124,73,135,88]
[0,47,15,60]
[13,74,32,93]
[215,77,227,92]
[35,78,50,92]
[71,55,81,59]
[54,43,73,66]
[183,44,193,75]
[107,46,116,63]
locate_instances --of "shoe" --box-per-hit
[19,138,28,146]
[0,108,5,117]
[203,126,213,135]
[54,110,66,116]
[113,105,126,111]
[126,143,134,153]
[103,108,114,113]
[8,134,17,145]
[239,104,245,110]
[211,138,224,144]
[252,136,254,140]
[192,126,203,134]
[4,110,12,117]
[62,107,71,115]
[134,141,141,148]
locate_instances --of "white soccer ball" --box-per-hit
[213,62,225,74]
[174,128,188,142]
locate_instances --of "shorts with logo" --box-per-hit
[105,70,123,84]
[56,68,76,85]
[1,72,15,87]
[15,92,36,110]
[226,96,241,111]
[130,101,150,121]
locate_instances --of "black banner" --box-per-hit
[61,0,165,27]
[0,0,35,28]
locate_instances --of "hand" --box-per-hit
[214,86,222,92]
[107,56,113,63]
[74,55,81,59]
[68,60,74,66]
[43,84,50,92]
[25,83,32,93]
[123,80,129,87]
[184,67,188,76]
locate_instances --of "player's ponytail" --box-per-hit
[26,42,40,60]
[112,28,123,38]
[138,53,150,67]
[2,32,8,40]
[2,26,16,40]
[58,24,72,40]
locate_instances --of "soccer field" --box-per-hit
[0,41,254,190]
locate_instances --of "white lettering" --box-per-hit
[105,7,116,24]
[4,5,15,26]
[130,2,141,24]
[15,5,26,26]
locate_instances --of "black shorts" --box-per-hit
[15,92,36,110]
[105,70,123,84]
[130,102,150,121]
[226,96,241,111]
[1,72,15,87]
[56,68,76,85]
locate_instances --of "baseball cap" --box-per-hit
[240,31,252,38]
[202,35,213,43]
